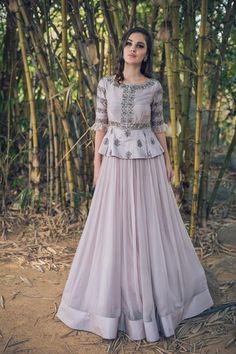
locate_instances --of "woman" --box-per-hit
[56,27,213,342]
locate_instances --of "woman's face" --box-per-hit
[123,32,148,66]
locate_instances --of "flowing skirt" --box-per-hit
[56,154,213,342]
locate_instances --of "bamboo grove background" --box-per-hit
[0,0,236,238]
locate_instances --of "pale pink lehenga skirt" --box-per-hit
[56,153,213,342]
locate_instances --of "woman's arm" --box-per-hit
[155,131,169,160]
[93,130,106,187]
[94,130,106,163]
[155,131,173,182]
[151,82,173,182]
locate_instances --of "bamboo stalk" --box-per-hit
[180,0,195,205]
[61,0,68,92]
[48,102,54,210]
[50,100,60,204]
[128,0,137,29]
[120,0,129,25]
[60,125,66,209]
[171,0,182,142]
[61,0,75,211]
[164,40,180,193]
[65,138,75,212]
[14,0,40,204]
[100,0,118,53]
[107,38,112,76]
[190,0,208,238]
[109,0,122,40]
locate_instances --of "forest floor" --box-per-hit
[0,149,236,354]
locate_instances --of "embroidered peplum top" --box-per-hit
[91,75,168,159]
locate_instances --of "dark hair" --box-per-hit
[114,27,153,84]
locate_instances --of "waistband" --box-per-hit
[108,120,151,130]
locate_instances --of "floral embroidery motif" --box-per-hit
[150,137,155,144]
[137,139,142,147]
[91,120,108,131]
[147,150,152,157]
[114,138,120,146]
[151,84,165,131]
[104,137,109,145]
[121,85,136,125]
[126,151,132,159]
[97,84,106,95]
[97,96,107,105]
[92,77,108,131]
[124,129,131,137]
[109,149,112,155]
[97,107,107,114]
[107,76,155,90]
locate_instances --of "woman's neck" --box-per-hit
[122,65,145,83]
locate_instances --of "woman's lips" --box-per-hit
[128,54,137,58]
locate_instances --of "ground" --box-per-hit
[0,215,236,354]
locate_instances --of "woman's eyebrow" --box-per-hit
[127,39,145,45]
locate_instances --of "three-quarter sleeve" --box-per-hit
[151,82,167,133]
[91,77,108,131]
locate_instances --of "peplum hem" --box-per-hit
[56,287,213,342]
[98,126,165,159]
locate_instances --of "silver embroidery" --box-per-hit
[151,84,165,131]
[107,76,156,90]
[108,120,151,130]
[150,137,155,144]
[97,107,107,113]
[97,96,107,105]
[137,139,142,147]
[126,151,132,159]
[97,85,106,95]
[121,85,136,125]
[114,138,120,146]
[124,129,131,137]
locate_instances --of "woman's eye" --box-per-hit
[137,44,144,48]
[126,41,132,46]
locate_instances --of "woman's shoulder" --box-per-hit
[98,75,114,85]
[151,78,162,87]
[96,76,114,92]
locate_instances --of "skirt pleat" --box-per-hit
[56,154,213,342]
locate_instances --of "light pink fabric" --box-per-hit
[90,76,168,159]
[56,154,213,342]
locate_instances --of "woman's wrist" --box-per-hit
[93,156,102,164]
[163,151,171,162]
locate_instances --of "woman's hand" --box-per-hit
[164,155,174,183]
[93,159,102,187]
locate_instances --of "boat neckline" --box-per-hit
[110,76,153,86]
